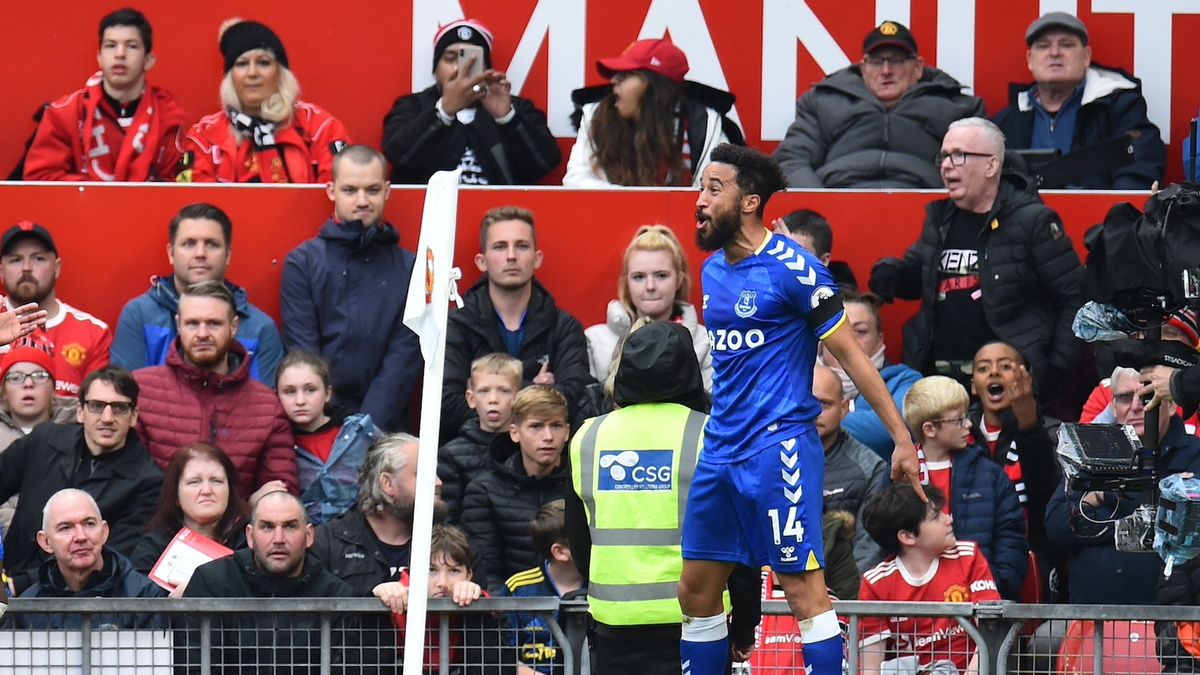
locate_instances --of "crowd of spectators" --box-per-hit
[3,5,1200,675]
[13,10,1170,190]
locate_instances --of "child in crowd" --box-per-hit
[859,484,1001,674]
[391,524,506,675]
[439,353,522,523]
[499,500,584,675]
[968,342,1059,578]
[462,385,571,591]
[904,376,1028,600]
[276,350,381,525]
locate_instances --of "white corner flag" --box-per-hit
[400,168,463,675]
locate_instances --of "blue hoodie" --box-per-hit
[111,276,283,385]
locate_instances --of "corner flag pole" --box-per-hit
[401,169,463,675]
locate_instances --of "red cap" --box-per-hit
[597,38,689,85]
[0,346,55,381]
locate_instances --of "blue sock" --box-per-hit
[801,610,846,675]
[680,613,728,675]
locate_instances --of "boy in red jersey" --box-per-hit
[859,483,1001,674]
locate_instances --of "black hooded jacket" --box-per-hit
[460,433,569,592]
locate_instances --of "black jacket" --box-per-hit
[874,174,1083,390]
[0,423,162,593]
[461,434,568,592]
[993,64,1165,190]
[1158,557,1200,673]
[281,218,421,432]
[823,431,888,572]
[129,524,248,574]
[183,548,359,674]
[438,417,500,524]
[382,84,561,185]
[311,507,406,597]
[13,549,166,629]
[968,404,1060,556]
[441,278,592,443]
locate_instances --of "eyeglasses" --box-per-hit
[82,399,134,416]
[863,54,915,68]
[935,150,995,167]
[3,370,51,385]
[1113,392,1153,407]
[932,416,969,428]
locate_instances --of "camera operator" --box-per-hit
[1046,367,1200,605]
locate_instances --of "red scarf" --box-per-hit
[78,72,165,181]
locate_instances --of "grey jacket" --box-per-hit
[823,431,888,572]
[775,65,984,188]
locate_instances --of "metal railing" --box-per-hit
[4,597,1200,674]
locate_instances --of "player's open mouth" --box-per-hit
[986,383,1005,402]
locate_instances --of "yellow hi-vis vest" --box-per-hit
[569,402,707,626]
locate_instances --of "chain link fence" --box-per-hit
[4,597,1200,674]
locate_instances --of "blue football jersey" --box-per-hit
[701,232,844,463]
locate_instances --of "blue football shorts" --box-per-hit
[681,428,826,574]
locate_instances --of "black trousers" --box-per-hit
[593,623,730,675]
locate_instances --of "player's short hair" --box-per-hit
[100,8,152,52]
[903,375,969,435]
[781,209,833,257]
[430,525,473,570]
[331,144,387,181]
[170,203,233,247]
[510,385,568,426]
[530,499,568,561]
[468,353,523,389]
[863,483,946,557]
[709,144,787,216]
[479,206,537,252]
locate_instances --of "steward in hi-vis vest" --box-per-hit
[565,319,760,675]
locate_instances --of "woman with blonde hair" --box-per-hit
[585,225,713,391]
[179,19,350,183]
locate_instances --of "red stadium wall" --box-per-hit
[3,0,1199,182]
[0,184,1139,363]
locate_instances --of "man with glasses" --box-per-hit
[0,221,112,398]
[0,366,162,595]
[869,117,1083,416]
[133,280,296,504]
[774,20,983,188]
[994,12,1164,190]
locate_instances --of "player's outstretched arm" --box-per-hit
[822,323,926,501]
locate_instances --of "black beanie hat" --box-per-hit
[220,20,289,73]
[432,19,494,72]
[612,321,709,413]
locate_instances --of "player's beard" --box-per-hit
[696,207,741,252]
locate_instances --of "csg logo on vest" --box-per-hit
[598,450,673,491]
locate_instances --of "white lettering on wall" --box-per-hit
[875,0,911,26]
[505,0,587,137]
[640,0,742,129]
[761,0,852,141]
[412,0,466,92]
[937,0,976,91]
[1091,0,1200,142]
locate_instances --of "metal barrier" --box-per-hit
[5,597,1200,674]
